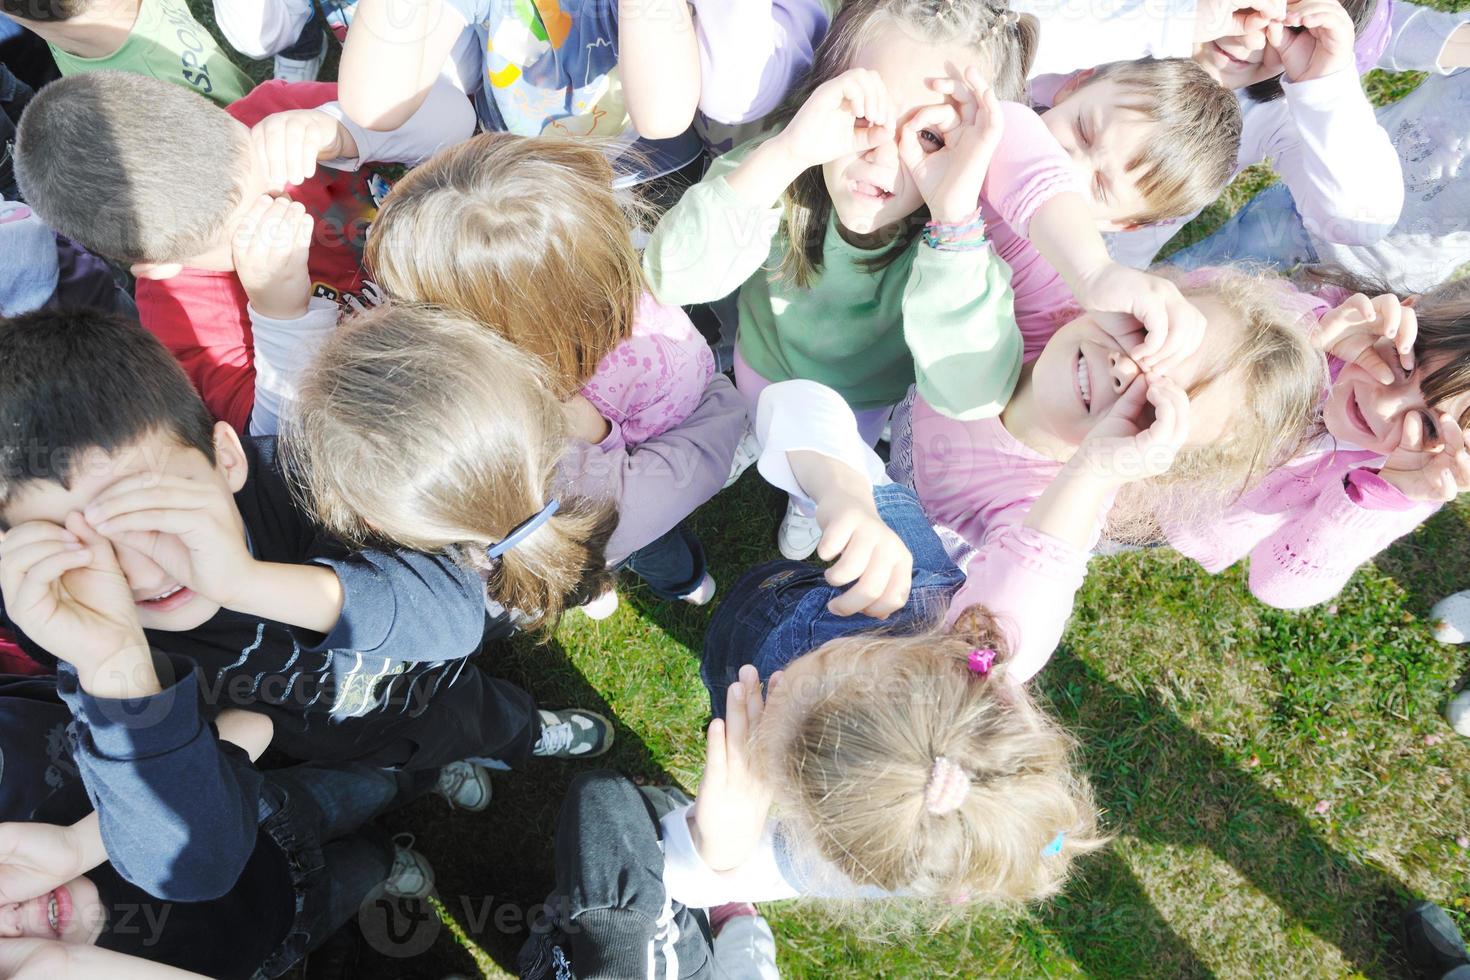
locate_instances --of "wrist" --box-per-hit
[76,641,161,700]
[247,288,312,322]
[758,134,815,183]
[922,207,987,250]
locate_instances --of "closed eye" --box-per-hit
[1075,117,1091,148]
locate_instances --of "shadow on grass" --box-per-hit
[1373,505,1470,623]
[1038,646,1411,979]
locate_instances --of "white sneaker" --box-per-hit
[1431,589,1470,644]
[1447,690,1470,737]
[778,499,822,560]
[579,589,619,620]
[434,760,493,812]
[683,572,717,606]
[723,422,761,489]
[384,835,435,899]
[274,36,327,83]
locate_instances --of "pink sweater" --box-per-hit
[582,293,716,449]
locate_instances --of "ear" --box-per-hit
[1052,68,1095,104]
[131,261,184,281]
[211,421,251,494]
[1403,294,1420,308]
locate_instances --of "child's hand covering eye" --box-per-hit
[898,67,1004,224]
[1078,265,1208,377]
[770,68,894,171]
[1315,292,1416,382]
[691,665,778,873]
[1268,0,1357,82]
[1193,0,1286,41]
[250,109,355,190]
[0,515,148,677]
[1380,412,1470,502]
[814,489,914,620]
[232,195,315,322]
[1074,374,1192,485]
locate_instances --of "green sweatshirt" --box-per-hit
[643,142,1022,420]
[49,0,254,107]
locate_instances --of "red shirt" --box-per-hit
[137,81,378,432]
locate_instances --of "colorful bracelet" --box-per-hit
[922,207,988,252]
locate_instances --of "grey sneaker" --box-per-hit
[723,422,761,489]
[778,498,822,560]
[384,835,435,899]
[533,709,614,758]
[1432,588,1470,643]
[273,35,328,83]
[434,760,493,812]
[683,572,717,606]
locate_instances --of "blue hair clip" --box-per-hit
[1041,832,1065,857]
[486,499,560,560]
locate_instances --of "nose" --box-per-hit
[863,135,900,170]
[1237,29,1267,54]
[112,540,169,597]
[1108,350,1141,392]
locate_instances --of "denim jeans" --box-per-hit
[0,60,34,201]
[701,482,965,716]
[279,2,327,60]
[1168,182,1319,272]
[621,521,708,601]
[255,763,435,977]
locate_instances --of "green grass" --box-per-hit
[180,4,1470,976]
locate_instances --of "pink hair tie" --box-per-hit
[924,756,970,815]
[967,648,996,676]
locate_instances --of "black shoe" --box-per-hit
[1404,902,1470,977]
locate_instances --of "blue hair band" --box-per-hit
[1041,832,1065,857]
[486,499,560,560]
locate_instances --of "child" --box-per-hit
[1165,278,1470,609]
[891,266,1326,673]
[1172,1,1470,292]
[645,0,1212,558]
[0,197,133,319]
[0,0,254,105]
[13,69,474,435]
[212,0,358,82]
[0,309,615,770]
[285,302,745,627]
[365,132,741,606]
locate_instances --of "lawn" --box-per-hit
[185,4,1470,976]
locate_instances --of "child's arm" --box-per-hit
[212,0,313,60]
[619,0,701,139]
[689,0,830,125]
[0,939,210,980]
[338,0,471,131]
[1379,0,1470,72]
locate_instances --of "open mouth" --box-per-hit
[1210,41,1253,67]
[136,583,192,612]
[47,886,72,937]
[1076,349,1093,412]
[851,179,894,202]
[1345,388,1375,441]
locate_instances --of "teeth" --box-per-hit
[146,584,184,602]
[1077,353,1091,409]
[48,895,57,933]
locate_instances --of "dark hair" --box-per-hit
[15,71,248,263]
[1243,0,1378,102]
[0,0,88,20]
[0,309,216,511]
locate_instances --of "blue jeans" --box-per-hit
[0,60,34,201]
[701,483,965,716]
[621,521,708,601]
[1169,182,1319,272]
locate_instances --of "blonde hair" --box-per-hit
[1076,58,1243,225]
[283,303,617,633]
[758,609,1104,908]
[770,0,1039,287]
[365,132,646,399]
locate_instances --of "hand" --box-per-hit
[898,67,1003,224]
[1268,0,1356,82]
[0,821,90,906]
[0,516,148,685]
[1194,0,1286,40]
[690,665,777,873]
[232,195,315,321]
[812,490,913,619]
[250,109,353,190]
[769,68,894,171]
[1077,264,1208,377]
[1072,374,1191,485]
[561,394,613,444]
[1315,292,1416,382]
[1380,412,1470,502]
[82,474,256,611]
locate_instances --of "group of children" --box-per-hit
[0,0,1467,975]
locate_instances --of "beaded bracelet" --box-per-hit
[922,207,988,252]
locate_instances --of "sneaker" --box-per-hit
[533,708,614,759]
[1403,901,1470,976]
[683,572,717,606]
[579,589,619,620]
[384,835,435,899]
[1447,689,1470,738]
[274,35,328,83]
[434,760,493,812]
[1431,589,1470,643]
[723,422,761,489]
[778,498,822,560]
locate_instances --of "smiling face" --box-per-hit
[1324,348,1470,456]
[1193,29,1284,89]
[1,425,248,632]
[0,877,104,945]
[821,22,992,237]
[1043,76,1156,230]
[1026,297,1246,451]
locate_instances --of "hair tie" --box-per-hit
[1041,831,1066,856]
[924,756,971,815]
[967,648,996,676]
[486,499,560,559]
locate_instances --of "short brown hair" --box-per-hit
[1077,58,1242,226]
[15,71,248,264]
[1,0,89,20]
[366,132,645,399]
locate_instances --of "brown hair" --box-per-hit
[15,71,248,264]
[757,609,1104,907]
[1244,0,1380,102]
[366,132,646,399]
[1073,58,1243,225]
[768,0,1039,288]
[283,303,617,633]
